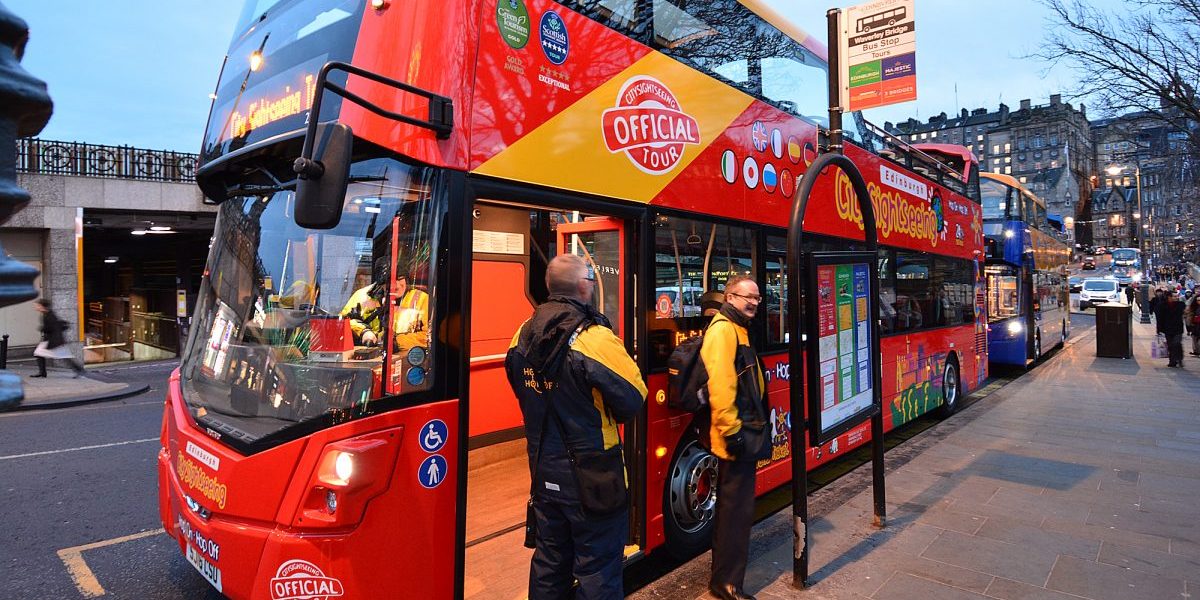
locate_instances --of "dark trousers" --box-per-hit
[711,458,757,589]
[1166,333,1184,366]
[529,496,627,600]
[35,356,84,376]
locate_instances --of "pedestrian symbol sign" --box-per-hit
[418,455,447,489]
[419,419,448,453]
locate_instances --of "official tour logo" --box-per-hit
[270,559,344,600]
[601,76,700,175]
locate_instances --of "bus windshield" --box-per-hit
[1111,248,1139,265]
[981,177,1008,220]
[180,156,444,451]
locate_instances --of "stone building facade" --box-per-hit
[1,139,215,362]
[886,95,1094,245]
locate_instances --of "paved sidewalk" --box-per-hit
[0,362,150,410]
[636,318,1199,600]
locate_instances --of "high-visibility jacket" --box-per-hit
[339,285,384,338]
[393,287,430,351]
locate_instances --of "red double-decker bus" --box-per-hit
[158,1,988,598]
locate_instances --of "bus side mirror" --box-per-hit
[293,122,353,230]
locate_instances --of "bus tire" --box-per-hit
[935,355,961,418]
[662,436,718,559]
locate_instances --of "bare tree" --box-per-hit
[1036,0,1200,151]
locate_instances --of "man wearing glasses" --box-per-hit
[698,275,770,600]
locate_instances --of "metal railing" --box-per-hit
[15,138,198,183]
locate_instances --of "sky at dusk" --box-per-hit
[8,0,1128,152]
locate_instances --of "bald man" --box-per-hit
[506,254,647,600]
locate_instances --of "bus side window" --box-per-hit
[895,251,932,332]
[764,235,789,346]
[650,215,755,366]
[877,248,896,334]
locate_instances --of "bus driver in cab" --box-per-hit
[340,275,388,346]
[339,263,431,353]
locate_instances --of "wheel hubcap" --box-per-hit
[669,441,718,534]
[943,364,958,407]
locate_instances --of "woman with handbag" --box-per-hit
[32,299,84,378]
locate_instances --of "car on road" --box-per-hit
[1094,246,1108,255]
[1079,277,1121,310]
[1081,257,1096,270]
[1069,275,1084,293]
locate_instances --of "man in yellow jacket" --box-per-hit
[700,275,768,600]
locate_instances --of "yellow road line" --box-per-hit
[57,528,165,598]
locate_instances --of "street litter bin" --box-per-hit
[1095,302,1132,359]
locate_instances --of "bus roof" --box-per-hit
[980,172,1046,209]
[910,144,978,167]
[736,0,828,60]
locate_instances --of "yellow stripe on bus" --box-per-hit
[474,53,753,203]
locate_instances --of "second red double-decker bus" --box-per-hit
[158,1,989,598]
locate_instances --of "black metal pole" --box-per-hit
[0,3,51,411]
[786,157,811,591]
[826,8,843,155]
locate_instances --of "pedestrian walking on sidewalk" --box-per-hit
[1154,289,1186,368]
[31,299,84,378]
[699,275,770,600]
[1185,293,1200,357]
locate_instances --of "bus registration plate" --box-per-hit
[186,541,222,592]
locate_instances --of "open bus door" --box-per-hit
[463,206,635,599]
[554,215,642,561]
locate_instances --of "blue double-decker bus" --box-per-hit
[980,173,1071,367]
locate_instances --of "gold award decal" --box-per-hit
[834,170,940,247]
[176,452,229,509]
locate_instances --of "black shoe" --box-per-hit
[709,583,756,600]
[29,373,46,378]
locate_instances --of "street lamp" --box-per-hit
[1106,164,1150,323]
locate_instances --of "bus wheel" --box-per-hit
[663,438,718,559]
[936,356,960,418]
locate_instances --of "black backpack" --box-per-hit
[667,329,709,413]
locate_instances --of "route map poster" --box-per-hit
[810,255,878,443]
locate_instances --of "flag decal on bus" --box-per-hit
[721,149,737,184]
[601,76,700,175]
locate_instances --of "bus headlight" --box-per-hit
[334,452,355,482]
[1007,321,1023,335]
[1133,272,1143,282]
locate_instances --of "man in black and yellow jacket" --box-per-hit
[506,254,647,600]
[699,275,769,600]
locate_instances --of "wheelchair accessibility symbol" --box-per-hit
[419,419,448,453]
[418,455,448,489]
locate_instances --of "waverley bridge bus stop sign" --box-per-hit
[839,0,917,112]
